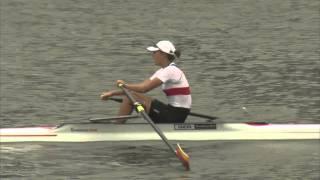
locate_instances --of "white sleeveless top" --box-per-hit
[150,63,192,109]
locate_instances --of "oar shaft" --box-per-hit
[106,86,190,170]
[109,97,218,120]
[109,97,123,103]
[119,85,176,154]
[90,115,140,123]
[189,112,217,120]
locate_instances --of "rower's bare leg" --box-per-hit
[117,93,152,123]
[118,96,133,117]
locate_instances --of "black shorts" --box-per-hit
[148,99,190,123]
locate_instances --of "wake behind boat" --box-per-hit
[1,121,319,143]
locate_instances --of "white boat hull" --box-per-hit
[1,122,319,142]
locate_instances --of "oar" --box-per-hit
[189,112,217,120]
[117,84,190,171]
[89,115,140,123]
[109,97,218,120]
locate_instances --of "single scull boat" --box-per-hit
[1,122,319,142]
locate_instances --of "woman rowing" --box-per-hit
[100,40,192,123]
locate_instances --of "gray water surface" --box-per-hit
[1,0,319,179]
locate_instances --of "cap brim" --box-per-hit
[146,46,159,52]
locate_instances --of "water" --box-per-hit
[1,0,319,179]
[0,141,319,180]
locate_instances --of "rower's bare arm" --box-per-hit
[100,90,123,100]
[120,78,162,93]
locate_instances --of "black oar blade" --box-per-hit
[175,143,190,171]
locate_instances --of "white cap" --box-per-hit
[146,40,176,55]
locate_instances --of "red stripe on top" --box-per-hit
[163,87,191,96]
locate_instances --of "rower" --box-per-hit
[100,40,192,124]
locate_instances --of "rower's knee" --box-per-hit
[122,96,131,104]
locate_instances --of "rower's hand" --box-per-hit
[100,91,113,100]
[116,80,126,87]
